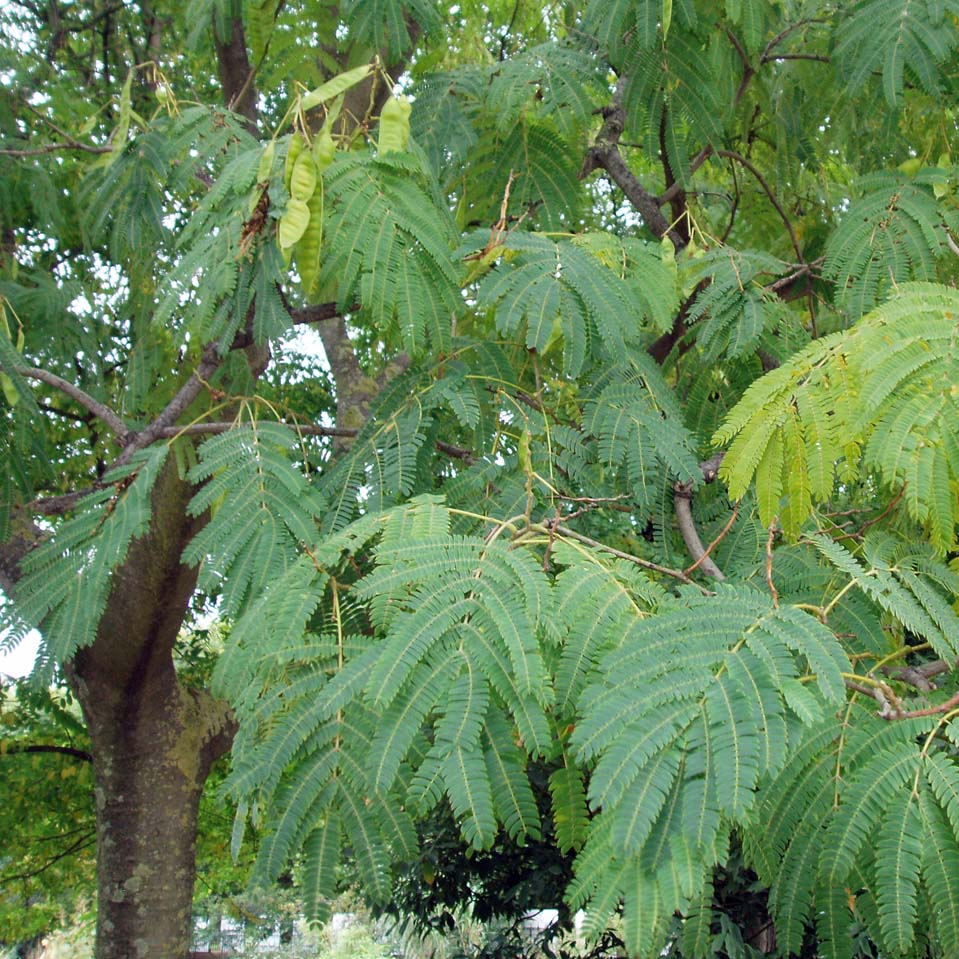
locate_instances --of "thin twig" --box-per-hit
[854,484,906,538]
[1,832,96,884]
[6,99,114,156]
[887,690,959,720]
[153,422,474,460]
[717,149,804,263]
[0,141,112,156]
[435,440,475,463]
[154,421,356,439]
[765,519,779,608]
[552,524,700,587]
[760,18,829,64]
[28,484,108,515]
[764,53,830,62]
[27,426,475,515]
[766,259,821,293]
[724,26,755,105]
[114,343,223,466]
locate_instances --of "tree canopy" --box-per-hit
[2,1,959,958]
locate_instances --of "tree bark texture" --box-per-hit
[74,673,232,959]
[65,460,235,959]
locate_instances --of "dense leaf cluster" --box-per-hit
[3,1,959,957]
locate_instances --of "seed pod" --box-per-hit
[378,95,412,155]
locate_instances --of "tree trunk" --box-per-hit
[63,459,235,959]
[74,671,233,959]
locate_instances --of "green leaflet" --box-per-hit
[443,745,496,850]
[875,793,922,953]
[300,816,341,925]
[717,283,959,548]
[549,759,589,854]
[483,709,541,841]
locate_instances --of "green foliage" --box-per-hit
[466,121,584,231]
[824,174,949,315]
[5,2,959,958]
[621,27,731,187]
[0,684,95,943]
[835,0,959,106]
[340,0,441,60]
[716,284,959,546]
[684,247,794,361]
[2,446,170,674]
[320,152,463,357]
[476,232,655,375]
[185,421,327,617]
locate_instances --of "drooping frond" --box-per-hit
[583,360,706,508]
[4,445,169,672]
[486,42,604,139]
[320,151,463,357]
[476,232,644,376]
[716,283,959,549]
[582,0,662,66]
[315,381,437,533]
[549,755,589,854]
[482,707,541,841]
[562,584,848,953]
[919,790,959,957]
[464,121,583,232]
[741,700,959,959]
[571,234,681,336]
[621,29,731,186]
[835,0,959,106]
[220,498,554,875]
[684,246,794,361]
[806,532,959,660]
[300,815,341,925]
[339,0,441,59]
[184,421,326,616]
[824,174,947,315]
[409,68,484,178]
[123,110,290,348]
[874,792,923,953]
[549,545,663,717]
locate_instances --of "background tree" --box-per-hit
[2,2,959,959]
